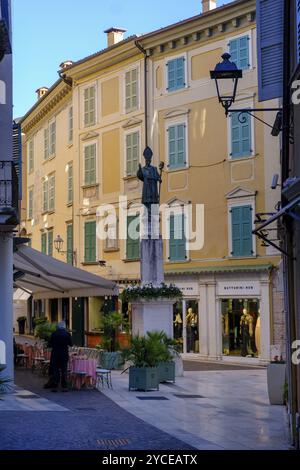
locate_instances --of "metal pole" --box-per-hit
[0,233,14,380]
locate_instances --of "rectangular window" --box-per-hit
[41,233,47,254]
[168,123,186,169]
[231,205,253,257]
[84,86,96,127]
[230,112,251,158]
[84,221,96,263]
[125,68,138,113]
[169,214,186,261]
[48,230,53,257]
[167,57,185,92]
[67,162,73,204]
[126,215,140,260]
[67,224,73,265]
[44,128,49,160]
[126,131,139,176]
[28,140,34,173]
[48,174,55,212]
[42,179,48,213]
[68,106,73,143]
[49,121,56,156]
[229,35,250,70]
[28,187,33,219]
[84,144,96,186]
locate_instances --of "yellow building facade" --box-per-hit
[20,0,284,361]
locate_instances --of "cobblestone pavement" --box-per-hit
[0,370,194,451]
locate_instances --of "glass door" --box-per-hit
[185,300,199,353]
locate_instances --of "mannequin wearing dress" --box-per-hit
[240,308,253,356]
[186,307,198,353]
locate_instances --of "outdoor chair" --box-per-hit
[95,353,117,390]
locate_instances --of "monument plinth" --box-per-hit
[131,147,175,338]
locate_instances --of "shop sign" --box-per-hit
[217,281,260,297]
[173,281,199,297]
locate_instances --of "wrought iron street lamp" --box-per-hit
[210,52,243,116]
[54,234,77,265]
[210,53,282,127]
[54,234,64,253]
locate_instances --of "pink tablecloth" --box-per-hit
[69,357,97,389]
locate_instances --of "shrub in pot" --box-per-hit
[126,331,170,391]
[34,321,57,346]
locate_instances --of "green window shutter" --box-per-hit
[28,188,33,219]
[41,233,47,254]
[84,144,96,185]
[28,140,34,172]
[231,112,251,158]
[68,106,73,143]
[168,124,186,169]
[231,205,253,257]
[126,132,139,176]
[44,128,49,160]
[84,221,96,262]
[84,87,96,127]
[229,36,250,70]
[67,224,73,265]
[169,214,186,261]
[167,57,185,91]
[48,231,53,257]
[43,179,48,212]
[49,121,56,156]
[67,163,73,203]
[125,69,138,112]
[126,215,140,260]
[48,175,55,212]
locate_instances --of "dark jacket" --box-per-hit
[49,329,73,362]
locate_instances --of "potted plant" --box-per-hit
[17,316,27,335]
[267,355,286,405]
[147,331,176,384]
[126,331,170,391]
[34,321,57,346]
[97,311,124,369]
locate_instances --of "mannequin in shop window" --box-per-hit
[186,307,198,353]
[240,308,254,357]
[173,310,183,340]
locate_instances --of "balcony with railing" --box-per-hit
[0,160,19,227]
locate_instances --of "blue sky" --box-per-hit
[12,0,232,118]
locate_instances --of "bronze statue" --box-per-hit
[137,147,164,211]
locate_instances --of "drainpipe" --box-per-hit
[135,40,149,148]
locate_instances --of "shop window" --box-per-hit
[221,299,260,357]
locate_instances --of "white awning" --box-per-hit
[13,245,118,299]
[13,288,31,301]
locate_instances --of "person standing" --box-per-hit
[48,321,72,392]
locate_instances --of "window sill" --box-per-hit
[166,86,188,95]
[226,255,257,260]
[103,247,119,253]
[166,259,190,264]
[66,202,73,207]
[81,183,99,189]
[125,107,139,115]
[123,175,138,181]
[123,258,140,263]
[81,261,98,266]
[67,142,73,148]
[229,154,257,162]
[166,166,189,173]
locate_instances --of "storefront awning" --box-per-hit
[13,244,118,299]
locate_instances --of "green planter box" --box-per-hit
[158,361,175,383]
[129,367,159,391]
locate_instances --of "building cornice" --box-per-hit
[138,0,255,56]
[21,81,72,135]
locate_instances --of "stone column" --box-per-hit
[0,234,14,380]
[131,298,175,338]
[199,283,209,357]
[259,278,271,363]
[207,279,218,359]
